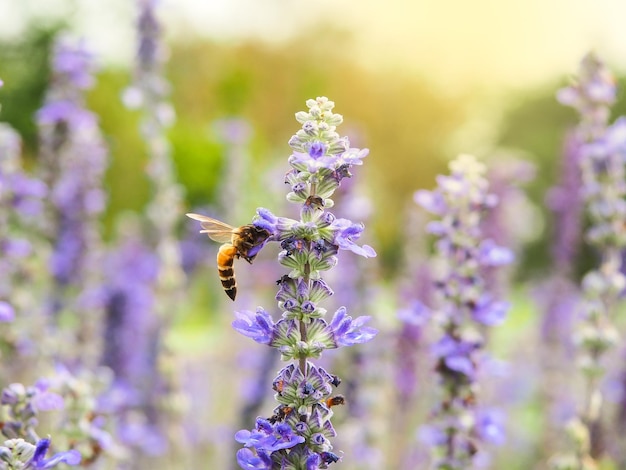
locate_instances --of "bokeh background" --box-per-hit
[3,0,626,469]
[3,0,626,276]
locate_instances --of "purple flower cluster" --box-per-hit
[551,53,626,467]
[0,124,47,324]
[228,98,377,469]
[0,380,81,468]
[102,235,159,383]
[415,154,513,468]
[36,36,108,331]
[0,437,80,469]
[125,0,184,311]
[114,0,185,460]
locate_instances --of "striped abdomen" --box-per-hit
[217,243,239,301]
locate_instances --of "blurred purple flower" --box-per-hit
[102,236,158,381]
[478,239,514,267]
[417,154,511,467]
[472,295,510,326]
[52,36,96,89]
[32,391,64,412]
[414,189,446,215]
[475,408,506,446]
[397,299,432,327]
[0,301,15,322]
[213,118,252,145]
[433,335,478,378]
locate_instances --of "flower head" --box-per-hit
[330,218,376,258]
[232,308,275,345]
[329,307,377,347]
[236,448,272,470]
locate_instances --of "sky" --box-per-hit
[1,0,626,93]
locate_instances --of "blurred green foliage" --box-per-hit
[0,22,65,161]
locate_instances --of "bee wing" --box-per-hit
[186,213,236,243]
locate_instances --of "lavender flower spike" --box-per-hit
[550,53,626,468]
[223,98,376,468]
[37,35,108,365]
[416,154,512,469]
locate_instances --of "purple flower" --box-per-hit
[475,408,506,445]
[557,52,616,115]
[305,452,321,469]
[330,218,376,258]
[36,101,96,129]
[472,295,510,326]
[52,36,96,89]
[232,308,275,344]
[478,239,514,267]
[333,147,369,170]
[32,391,65,412]
[25,438,81,469]
[267,424,306,451]
[397,300,431,326]
[418,424,448,447]
[288,149,338,173]
[309,141,327,159]
[433,335,479,378]
[0,301,15,322]
[329,307,377,347]
[253,207,297,240]
[236,419,304,452]
[236,448,272,470]
[253,207,279,236]
[414,189,445,215]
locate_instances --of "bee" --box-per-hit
[186,213,271,301]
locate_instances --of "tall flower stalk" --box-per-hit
[550,52,626,468]
[537,131,584,461]
[124,0,184,300]
[203,97,377,469]
[415,154,513,469]
[121,0,186,460]
[36,35,108,365]
[0,122,48,373]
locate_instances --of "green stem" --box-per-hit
[298,182,317,376]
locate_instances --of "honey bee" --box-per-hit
[186,213,271,301]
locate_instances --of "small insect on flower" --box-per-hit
[325,395,345,409]
[186,213,271,300]
[305,195,325,210]
[267,404,294,424]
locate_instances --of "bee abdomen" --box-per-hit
[217,244,238,301]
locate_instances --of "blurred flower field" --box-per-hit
[3,1,626,469]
